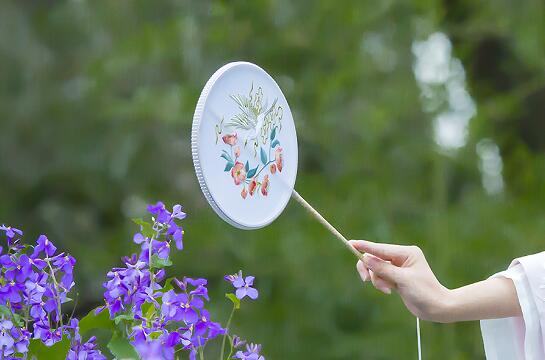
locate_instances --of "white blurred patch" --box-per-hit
[412,32,476,151]
[476,139,504,195]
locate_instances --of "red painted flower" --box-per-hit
[270,163,277,174]
[275,147,283,172]
[234,146,241,158]
[261,175,270,196]
[248,179,257,196]
[231,162,246,185]
[222,133,238,146]
[241,187,247,199]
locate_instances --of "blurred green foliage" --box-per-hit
[1,0,544,358]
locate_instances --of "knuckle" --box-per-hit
[410,245,422,256]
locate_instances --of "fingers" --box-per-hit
[356,258,394,295]
[362,253,402,285]
[350,240,411,265]
[356,260,370,282]
[369,270,393,294]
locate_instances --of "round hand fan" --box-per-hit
[191,61,422,360]
[191,61,362,260]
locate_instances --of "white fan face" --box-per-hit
[192,62,298,229]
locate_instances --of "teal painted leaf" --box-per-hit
[224,161,234,172]
[108,331,138,359]
[260,147,267,165]
[220,153,232,162]
[270,126,277,141]
[225,293,240,309]
[247,166,258,178]
[245,160,249,172]
[271,139,280,148]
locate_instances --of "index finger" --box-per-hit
[350,240,410,265]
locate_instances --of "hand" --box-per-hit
[350,240,450,322]
[350,240,522,323]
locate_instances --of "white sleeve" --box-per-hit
[480,252,545,360]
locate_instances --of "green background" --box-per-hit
[1,1,544,358]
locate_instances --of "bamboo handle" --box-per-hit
[291,189,364,261]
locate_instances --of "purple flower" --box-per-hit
[147,202,171,223]
[32,235,57,258]
[171,205,186,220]
[234,343,265,360]
[0,225,23,241]
[134,339,175,360]
[167,222,184,250]
[232,335,246,349]
[0,320,15,356]
[225,271,259,300]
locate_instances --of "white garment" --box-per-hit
[481,252,545,360]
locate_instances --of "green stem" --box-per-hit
[219,306,236,360]
[46,259,63,328]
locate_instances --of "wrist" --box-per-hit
[427,286,457,323]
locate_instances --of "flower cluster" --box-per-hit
[222,132,284,199]
[98,202,265,360]
[0,225,105,359]
[0,201,265,360]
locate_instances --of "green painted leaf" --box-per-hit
[131,218,154,238]
[224,161,234,172]
[79,307,115,335]
[225,293,240,309]
[247,166,258,178]
[108,331,138,360]
[271,139,280,148]
[260,147,267,165]
[28,338,70,359]
[245,160,249,172]
[270,126,277,140]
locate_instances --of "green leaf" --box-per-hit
[245,160,249,172]
[131,218,154,238]
[247,166,258,178]
[271,139,280,148]
[0,305,23,327]
[107,331,138,360]
[224,161,234,172]
[114,313,135,325]
[260,147,268,165]
[79,307,115,335]
[150,254,172,269]
[225,293,240,309]
[270,126,277,140]
[28,338,70,359]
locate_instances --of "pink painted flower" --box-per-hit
[270,163,277,174]
[222,133,237,146]
[234,146,241,158]
[248,179,257,196]
[261,175,269,196]
[231,162,246,185]
[241,187,247,199]
[275,147,283,172]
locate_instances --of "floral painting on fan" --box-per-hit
[215,84,284,199]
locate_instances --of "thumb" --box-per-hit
[363,254,402,285]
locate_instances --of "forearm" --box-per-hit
[438,277,522,323]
